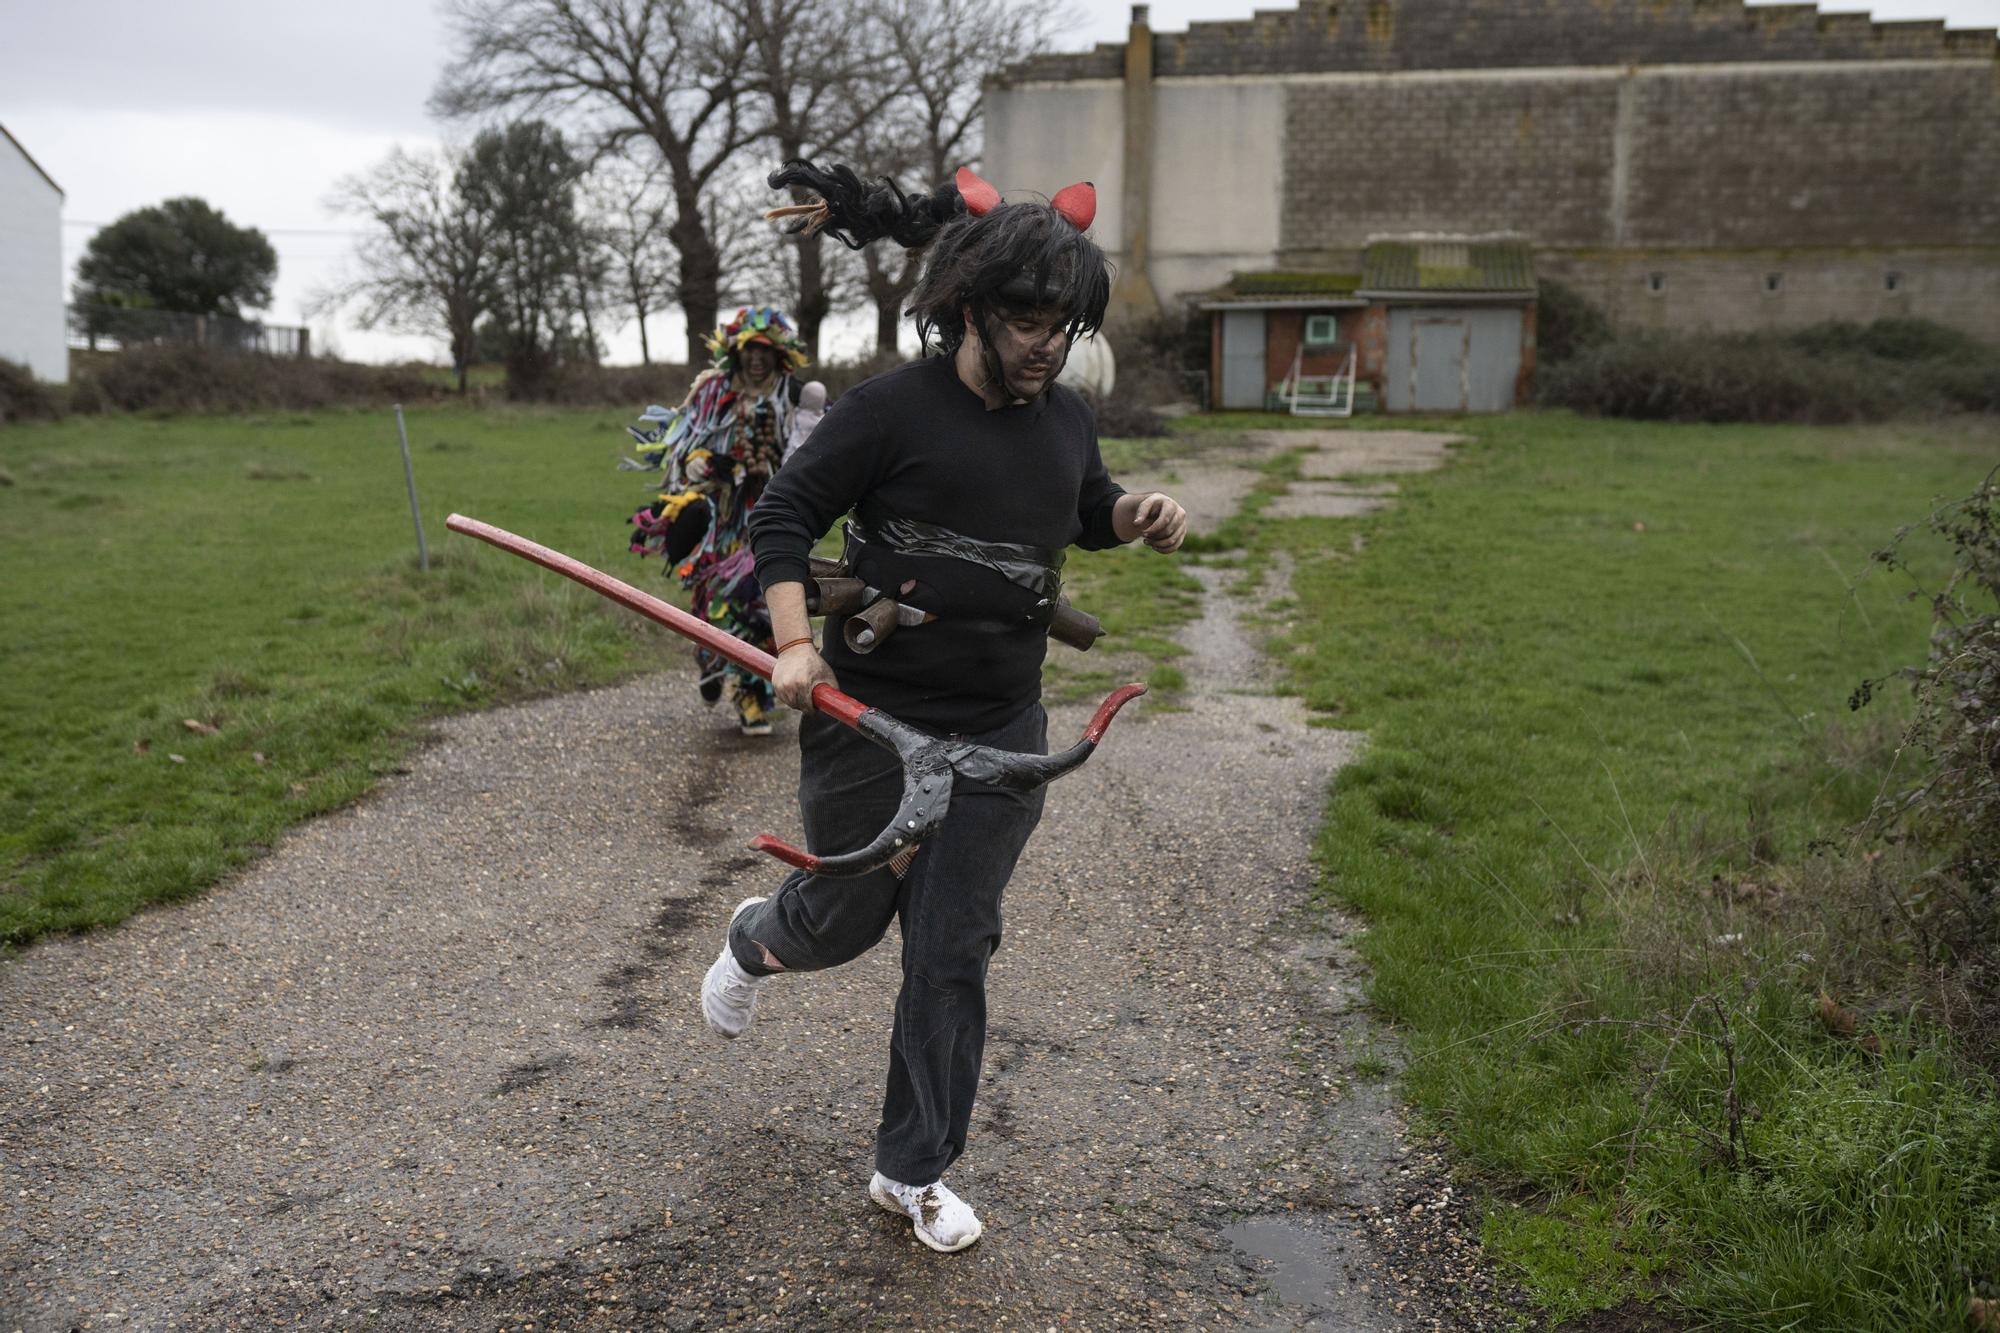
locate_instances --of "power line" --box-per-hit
[61,218,365,237]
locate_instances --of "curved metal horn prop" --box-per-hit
[749,683,1146,876]
[955,165,1000,216]
[1050,181,1096,231]
[445,515,1146,879]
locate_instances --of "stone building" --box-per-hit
[984,0,2000,404]
[0,122,66,384]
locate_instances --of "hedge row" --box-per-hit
[0,346,920,424]
[1539,316,1999,424]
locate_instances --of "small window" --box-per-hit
[1764,272,1784,295]
[1303,313,1338,347]
[1646,271,1666,295]
[1884,271,1902,292]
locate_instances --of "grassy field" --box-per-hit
[9,399,1996,1324]
[0,405,1193,945]
[1,406,657,943]
[1242,410,2000,1328]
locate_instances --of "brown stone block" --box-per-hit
[1751,3,1814,30]
[1941,30,1998,55]
[1870,19,1947,55]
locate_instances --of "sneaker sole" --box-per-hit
[868,1177,982,1253]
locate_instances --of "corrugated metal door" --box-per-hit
[1414,316,1470,412]
[1219,310,1267,410]
[1384,308,1413,411]
[1385,305,1525,412]
[1463,307,1524,411]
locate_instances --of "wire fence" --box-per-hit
[66,305,310,358]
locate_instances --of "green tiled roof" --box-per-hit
[1361,239,1536,293]
[1204,271,1361,304]
[1232,271,1361,295]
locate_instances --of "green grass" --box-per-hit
[21,399,1989,1322]
[411,361,508,390]
[1253,410,2000,1328]
[0,408,1200,944]
[0,405,677,944]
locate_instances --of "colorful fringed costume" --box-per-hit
[621,306,816,734]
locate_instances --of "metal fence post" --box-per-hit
[395,405,429,572]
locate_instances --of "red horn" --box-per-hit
[955,165,1001,216]
[1050,181,1096,231]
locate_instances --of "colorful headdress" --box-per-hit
[704,306,809,373]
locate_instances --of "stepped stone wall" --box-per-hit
[997,0,1996,82]
[985,0,2000,339]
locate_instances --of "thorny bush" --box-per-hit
[1845,467,2000,1060]
[1859,466,2000,886]
[0,357,70,424]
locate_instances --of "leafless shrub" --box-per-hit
[69,345,445,415]
[0,358,69,424]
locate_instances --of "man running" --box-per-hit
[702,165,1188,1252]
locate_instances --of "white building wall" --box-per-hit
[0,130,67,383]
[985,78,1285,309]
[984,81,1126,243]
[1150,81,1284,300]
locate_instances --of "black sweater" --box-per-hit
[748,355,1127,733]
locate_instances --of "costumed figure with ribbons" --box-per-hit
[621,307,825,736]
[684,159,1192,1254]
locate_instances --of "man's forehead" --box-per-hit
[994,304,1068,326]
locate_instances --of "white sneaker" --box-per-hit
[869,1171,983,1253]
[700,897,768,1038]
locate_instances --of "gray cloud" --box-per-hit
[0,0,448,134]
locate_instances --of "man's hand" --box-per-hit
[1114,491,1189,553]
[774,643,839,712]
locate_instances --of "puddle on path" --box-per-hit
[1224,1214,1400,1333]
[1226,1216,1341,1307]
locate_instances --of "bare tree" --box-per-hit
[585,164,678,364]
[842,0,1072,354]
[320,146,495,394]
[566,209,614,366]
[737,0,903,354]
[842,121,928,356]
[433,0,760,364]
[731,208,866,342]
[459,120,593,397]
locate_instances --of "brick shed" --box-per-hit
[1202,238,1536,413]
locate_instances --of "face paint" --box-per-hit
[741,343,778,382]
[974,305,1072,403]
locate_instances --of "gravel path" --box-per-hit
[2,430,1529,1331]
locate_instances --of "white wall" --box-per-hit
[985,77,1285,307]
[984,81,1126,241]
[1150,81,1283,297]
[0,130,66,383]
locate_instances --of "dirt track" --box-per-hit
[2,431,1530,1331]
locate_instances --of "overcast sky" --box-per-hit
[4,0,1996,365]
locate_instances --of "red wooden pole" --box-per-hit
[444,514,868,727]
